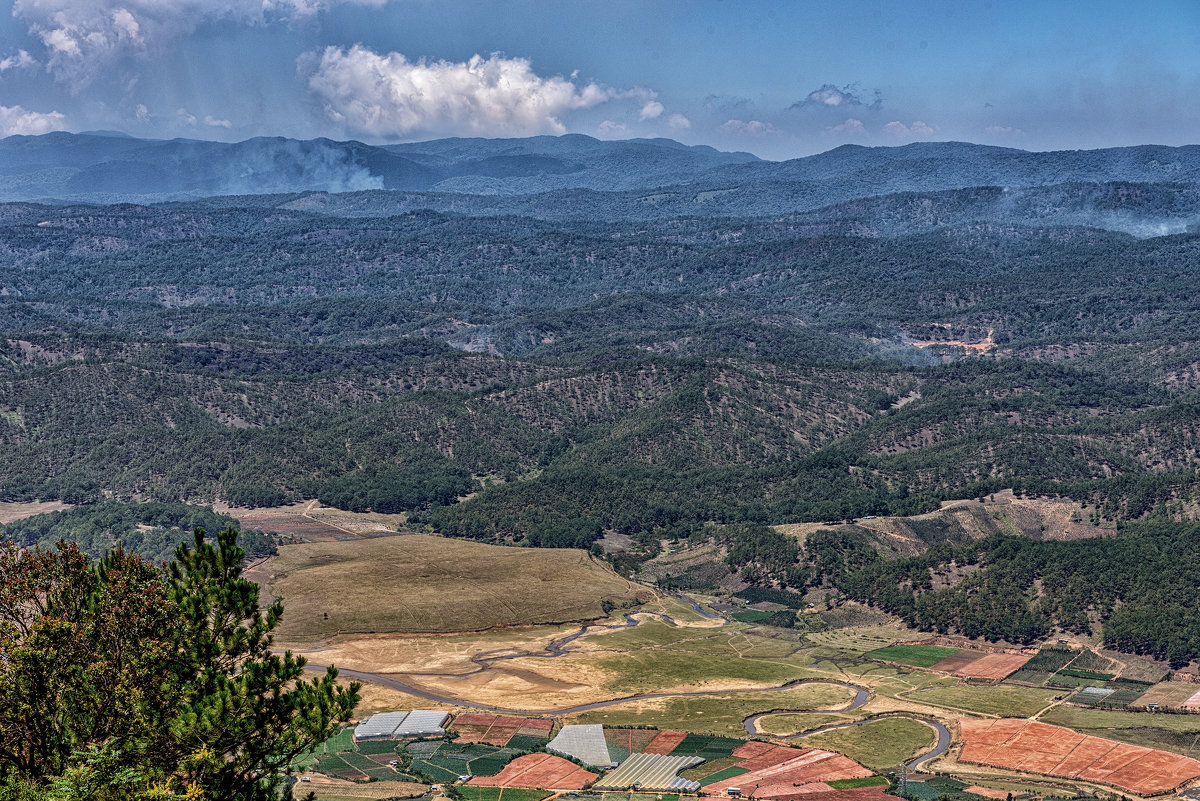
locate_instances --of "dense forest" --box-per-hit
[795,521,1200,668]
[2,134,1200,660]
[0,502,276,562]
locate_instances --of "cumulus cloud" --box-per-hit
[204,115,232,128]
[719,119,779,136]
[302,46,615,138]
[792,83,881,111]
[597,119,630,137]
[0,50,37,73]
[666,113,690,130]
[826,118,867,136]
[135,103,150,121]
[883,120,938,138]
[176,107,197,126]
[639,100,664,121]
[12,0,385,87]
[0,105,68,135]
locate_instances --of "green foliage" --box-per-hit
[0,529,359,800]
[0,502,272,563]
[831,521,1200,667]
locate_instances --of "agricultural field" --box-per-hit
[265,534,644,639]
[457,788,552,801]
[959,718,1200,795]
[905,684,1059,718]
[863,644,962,667]
[802,718,936,771]
[292,776,430,801]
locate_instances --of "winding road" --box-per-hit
[300,592,952,771]
[743,709,951,773]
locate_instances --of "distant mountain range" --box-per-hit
[2,132,1199,235]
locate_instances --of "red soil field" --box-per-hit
[735,743,812,771]
[642,730,689,755]
[955,653,1031,680]
[928,650,986,673]
[960,718,1200,794]
[453,714,553,745]
[467,754,597,790]
[704,748,873,796]
[604,728,662,754]
[962,788,1007,800]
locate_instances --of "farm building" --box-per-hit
[547,724,614,767]
[353,709,449,741]
[594,752,705,792]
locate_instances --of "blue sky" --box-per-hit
[0,0,1197,159]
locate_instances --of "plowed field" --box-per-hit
[466,754,597,790]
[959,718,1200,794]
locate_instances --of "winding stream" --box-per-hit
[300,594,950,770]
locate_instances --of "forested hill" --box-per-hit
[3,133,1200,657]
[4,132,1200,232]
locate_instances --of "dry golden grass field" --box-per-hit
[265,534,645,640]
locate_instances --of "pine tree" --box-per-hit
[154,528,360,800]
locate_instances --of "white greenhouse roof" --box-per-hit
[594,752,705,792]
[546,724,613,767]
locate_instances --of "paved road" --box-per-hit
[741,682,871,734]
[749,712,950,773]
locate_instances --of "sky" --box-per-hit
[0,0,1197,159]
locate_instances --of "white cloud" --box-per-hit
[13,0,385,86]
[666,113,690,130]
[135,103,150,120]
[639,100,664,120]
[176,107,197,126]
[204,115,232,128]
[302,46,616,138]
[719,118,779,136]
[827,118,866,136]
[883,120,938,138]
[597,119,630,137]
[792,83,881,111]
[0,50,37,72]
[0,105,68,135]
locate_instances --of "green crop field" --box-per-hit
[864,644,962,667]
[697,766,749,786]
[1056,668,1115,681]
[730,610,773,623]
[828,777,889,789]
[269,534,642,639]
[803,718,935,771]
[457,788,553,801]
[907,684,1059,717]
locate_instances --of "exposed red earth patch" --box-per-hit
[642,729,689,755]
[954,653,1031,680]
[703,748,873,796]
[466,753,597,790]
[453,714,552,746]
[959,718,1200,795]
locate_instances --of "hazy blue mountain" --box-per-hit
[0,132,759,203]
[3,133,1199,236]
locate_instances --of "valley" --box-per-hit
[4,133,1200,799]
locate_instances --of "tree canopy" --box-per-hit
[0,528,359,800]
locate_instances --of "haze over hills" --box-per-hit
[3,132,1200,236]
[3,131,1200,663]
